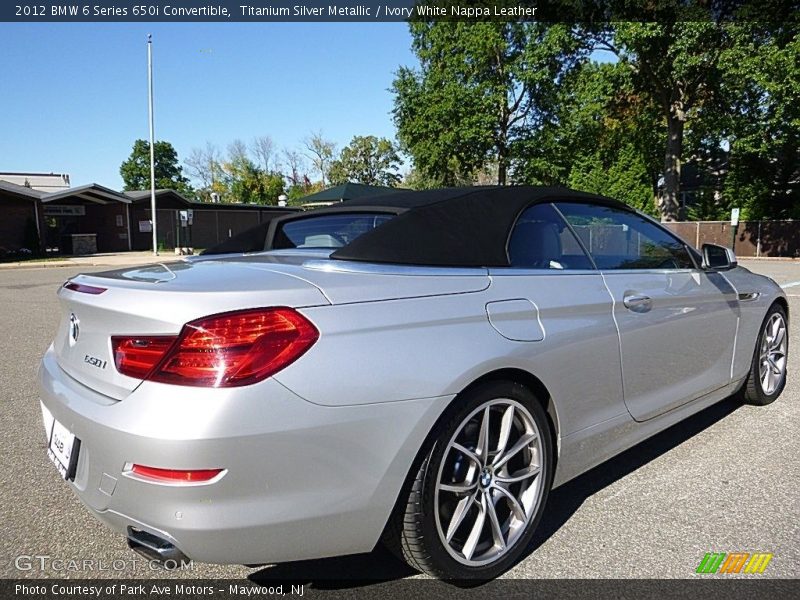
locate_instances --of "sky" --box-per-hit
[0,23,416,189]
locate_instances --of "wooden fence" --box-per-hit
[663,221,800,258]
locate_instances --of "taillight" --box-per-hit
[64,281,107,295]
[112,336,178,379]
[131,307,318,388]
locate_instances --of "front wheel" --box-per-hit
[388,381,553,580]
[740,303,789,406]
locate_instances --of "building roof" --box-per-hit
[297,183,405,205]
[0,172,70,193]
[125,189,194,205]
[43,183,130,204]
[0,171,68,177]
[0,180,44,200]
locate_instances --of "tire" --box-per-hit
[385,380,554,580]
[739,303,789,406]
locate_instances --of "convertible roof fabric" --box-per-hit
[330,186,626,267]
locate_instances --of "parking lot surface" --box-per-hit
[1,260,798,582]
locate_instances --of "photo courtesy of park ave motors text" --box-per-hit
[1,0,798,593]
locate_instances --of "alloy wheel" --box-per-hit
[759,312,788,395]
[434,399,545,567]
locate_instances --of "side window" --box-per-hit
[508,204,593,270]
[554,202,695,270]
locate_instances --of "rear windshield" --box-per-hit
[273,213,394,249]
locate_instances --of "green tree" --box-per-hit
[328,136,403,187]
[120,139,193,196]
[303,131,337,186]
[559,62,662,214]
[393,22,584,185]
[392,16,798,221]
[184,142,226,203]
[717,24,800,219]
[223,155,284,205]
[590,16,743,220]
[186,140,285,204]
[568,146,657,215]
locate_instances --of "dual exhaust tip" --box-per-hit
[127,527,190,569]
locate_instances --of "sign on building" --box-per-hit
[43,205,86,217]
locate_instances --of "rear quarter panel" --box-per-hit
[276,272,626,439]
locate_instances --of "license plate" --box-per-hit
[41,403,80,481]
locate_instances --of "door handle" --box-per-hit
[623,294,653,312]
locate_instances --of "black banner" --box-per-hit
[2,1,798,23]
[4,579,800,600]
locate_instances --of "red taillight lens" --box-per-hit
[64,281,107,295]
[112,336,179,379]
[148,307,318,387]
[130,464,223,483]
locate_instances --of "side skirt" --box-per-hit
[553,379,743,488]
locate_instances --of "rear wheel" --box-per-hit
[740,304,788,406]
[387,381,553,580]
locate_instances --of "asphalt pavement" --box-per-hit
[1,260,798,584]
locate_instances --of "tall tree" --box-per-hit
[591,19,734,220]
[185,140,284,204]
[716,23,800,219]
[185,142,225,202]
[393,22,584,185]
[282,148,306,187]
[328,136,403,187]
[303,131,337,186]
[537,61,663,214]
[120,139,192,195]
[251,135,277,173]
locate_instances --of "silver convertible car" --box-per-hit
[39,186,788,580]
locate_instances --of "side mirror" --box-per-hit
[702,243,737,271]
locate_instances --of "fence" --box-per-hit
[129,206,294,251]
[662,220,800,258]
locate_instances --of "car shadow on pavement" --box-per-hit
[248,396,742,589]
[525,395,742,554]
[247,543,418,588]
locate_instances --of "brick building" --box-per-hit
[0,180,46,254]
[1,175,296,255]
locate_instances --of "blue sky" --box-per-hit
[0,23,416,189]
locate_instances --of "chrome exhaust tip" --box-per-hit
[127,527,190,568]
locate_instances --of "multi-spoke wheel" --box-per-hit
[386,381,553,580]
[740,303,789,405]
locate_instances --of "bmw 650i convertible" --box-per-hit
[39,186,789,580]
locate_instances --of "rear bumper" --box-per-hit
[38,346,451,565]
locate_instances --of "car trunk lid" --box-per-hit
[53,259,330,400]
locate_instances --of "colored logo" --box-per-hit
[696,552,773,574]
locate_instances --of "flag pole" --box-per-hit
[147,33,158,256]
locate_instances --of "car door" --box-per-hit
[554,202,739,422]
[487,203,626,437]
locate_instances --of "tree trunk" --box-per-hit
[497,146,508,186]
[660,106,685,222]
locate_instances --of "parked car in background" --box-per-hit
[39,186,788,580]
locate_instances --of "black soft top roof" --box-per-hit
[201,185,628,264]
[329,186,626,267]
